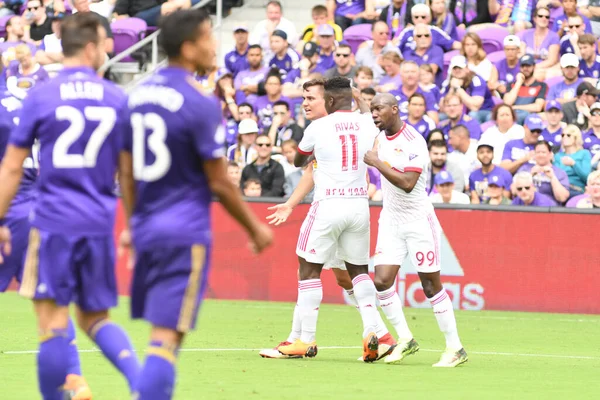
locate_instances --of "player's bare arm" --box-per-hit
[267,163,314,226]
[352,86,370,114]
[118,151,136,223]
[364,150,421,193]
[204,157,273,253]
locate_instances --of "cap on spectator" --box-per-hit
[215,68,232,82]
[520,54,535,66]
[303,41,319,57]
[233,25,248,32]
[449,55,467,69]
[272,29,288,41]
[577,81,600,96]
[560,53,579,68]
[317,24,334,36]
[477,138,494,151]
[503,35,521,48]
[591,102,600,112]
[524,114,544,131]
[238,119,259,135]
[545,100,562,112]
[434,171,454,186]
[488,175,505,187]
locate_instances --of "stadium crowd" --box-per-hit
[2,0,600,208]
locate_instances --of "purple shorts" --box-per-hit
[19,228,117,312]
[131,244,211,333]
[0,213,30,292]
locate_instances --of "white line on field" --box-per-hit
[2,346,599,360]
[228,304,600,323]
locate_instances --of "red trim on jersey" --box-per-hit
[385,122,407,141]
[391,167,402,173]
[404,167,423,173]
[297,148,313,155]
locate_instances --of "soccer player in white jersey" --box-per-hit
[259,79,397,360]
[276,77,385,362]
[364,93,468,367]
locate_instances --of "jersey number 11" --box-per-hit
[339,134,358,172]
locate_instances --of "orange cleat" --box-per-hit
[376,333,397,360]
[277,339,318,358]
[63,374,92,400]
[362,332,379,363]
[259,341,303,359]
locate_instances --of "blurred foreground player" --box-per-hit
[119,9,273,399]
[0,13,141,400]
[365,93,468,367]
[0,91,89,398]
[277,77,385,362]
[260,80,396,360]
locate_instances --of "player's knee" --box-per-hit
[76,309,109,335]
[421,280,436,298]
[373,274,394,292]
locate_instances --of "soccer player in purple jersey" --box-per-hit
[0,13,140,400]
[118,9,273,399]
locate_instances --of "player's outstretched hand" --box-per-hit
[266,203,293,226]
[364,150,379,167]
[0,226,12,264]
[249,223,273,254]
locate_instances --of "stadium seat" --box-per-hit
[550,7,564,31]
[343,24,372,54]
[477,26,509,54]
[487,50,506,69]
[480,120,495,133]
[111,18,148,63]
[0,15,12,38]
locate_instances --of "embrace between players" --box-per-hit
[259,76,468,368]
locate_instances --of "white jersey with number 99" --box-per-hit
[298,111,379,202]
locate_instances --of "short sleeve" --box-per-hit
[501,142,513,161]
[547,84,558,101]
[469,75,486,98]
[9,91,38,148]
[119,98,133,153]
[298,121,317,155]
[536,83,548,100]
[192,98,226,160]
[391,136,428,173]
[430,46,444,68]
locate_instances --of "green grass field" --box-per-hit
[1,293,599,399]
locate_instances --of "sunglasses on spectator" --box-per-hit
[28,6,39,10]
[537,14,550,19]
[562,133,573,138]
[257,143,272,147]
[416,34,430,38]
[414,15,427,19]
[516,186,531,191]
[569,24,581,29]
[336,53,350,58]
[591,111,600,116]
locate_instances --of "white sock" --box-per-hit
[345,289,358,307]
[286,305,301,343]
[351,274,382,338]
[430,289,462,350]
[377,287,413,341]
[349,288,388,339]
[297,279,323,343]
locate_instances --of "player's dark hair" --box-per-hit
[324,76,352,112]
[428,139,447,151]
[248,44,263,52]
[337,43,352,53]
[324,76,351,93]
[450,124,470,138]
[535,140,553,152]
[61,12,102,57]
[361,87,376,96]
[244,178,262,189]
[273,100,290,110]
[238,102,254,112]
[303,78,325,91]
[408,93,426,104]
[159,9,211,59]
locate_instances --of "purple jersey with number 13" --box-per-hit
[124,66,225,332]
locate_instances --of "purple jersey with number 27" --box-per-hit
[8,66,127,310]
[124,66,225,333]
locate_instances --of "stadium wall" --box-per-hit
[114,201,600,314]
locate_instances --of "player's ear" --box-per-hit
[392,104,399,115]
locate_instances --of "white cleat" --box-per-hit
[384,338,419,364]
[432,348,468,367]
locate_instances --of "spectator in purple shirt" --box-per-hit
[234,44,269,104]
[441,55,495,123]
[268,30,300,83]
[494,35,521,97]
[0,16,37,65]
[438,93,482,149]
[511,171,558,206]
[224,26,250,78]
[253,72,293,130]
[313,24,336,72]
[462,32,499,93]
[6,44,50,100]
[518,141,571,204]
[404,93,436,139]
[395,3,460,52]
[402,24,444,86]
[469,139,513,204]
[577,34,600,80]
[553,0,593,35]
[548,53,584,104]
[518,6,560,75]
[431,0,457,39]
[559,14,588,56]
[583,102,600,164]
[542,100,565,147]
[501,113,544,174]
[326,0,376,31]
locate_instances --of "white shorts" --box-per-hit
[323,253,345,270]
[296,198,370,266]
[374,212,441,273]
